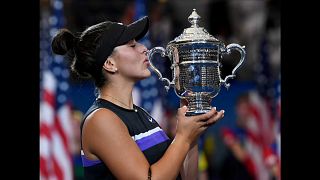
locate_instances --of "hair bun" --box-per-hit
[51,29,76,55]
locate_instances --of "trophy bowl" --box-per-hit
[147,9,246,116]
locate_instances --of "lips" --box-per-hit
[144,60,150,67]
[144,58,150,64]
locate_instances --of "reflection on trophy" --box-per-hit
[147,9,246,116]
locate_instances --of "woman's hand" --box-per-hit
[175,104,224,146]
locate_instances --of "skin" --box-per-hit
[81,40,225,180]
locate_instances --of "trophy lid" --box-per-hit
[169,9,220,44]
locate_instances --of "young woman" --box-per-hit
[52,16,224,180]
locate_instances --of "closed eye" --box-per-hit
[127,40,137,48]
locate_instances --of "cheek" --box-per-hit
[118,51,139,65]
[116,50,150,77]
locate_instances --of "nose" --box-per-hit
[141,46,147,54]
[138,43,147,54]
[142,49,148,55]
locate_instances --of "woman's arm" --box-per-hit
[82,107,223,180]
[181,143,199,180]
[178,99,199,180]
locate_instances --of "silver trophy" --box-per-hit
[147,9,246,116]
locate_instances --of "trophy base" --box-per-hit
[185,109,211,116]
[185,95,213,116]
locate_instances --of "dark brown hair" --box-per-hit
[51,22,109,88]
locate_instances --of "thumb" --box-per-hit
[177,105,188,116]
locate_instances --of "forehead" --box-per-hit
[112,40,135,53]
[116,40,136,48]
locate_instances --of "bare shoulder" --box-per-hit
[81,108,128,159]
[83,108,127,132]
[81,108,149,179]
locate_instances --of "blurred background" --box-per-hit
[40,0,281,179]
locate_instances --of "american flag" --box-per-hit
[133,0,167,127]
[232,36,281,180]
[221,37,281,180]
[40,0,74,179]
[221,89,280,180]
[241,37,281,179]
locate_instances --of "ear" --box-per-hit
[102,57,118,73]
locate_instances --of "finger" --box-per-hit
[195,107,217,122]
[199,120,210,128]
[199,123,209,131]
[206,110,225,125]
[195,109,214,121]
[177,105,188,117]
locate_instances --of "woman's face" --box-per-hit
[112,40,151,81]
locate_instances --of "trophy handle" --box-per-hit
[147,47,173,92]
[220,43,246,89]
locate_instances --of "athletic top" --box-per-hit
[80,98,182,179]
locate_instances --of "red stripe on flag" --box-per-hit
[243,155,257,180]
[55,114,69,151]
[40,122,51,139]
[40,156,50,178]
[43,89,55,107]
[52,157,64,180]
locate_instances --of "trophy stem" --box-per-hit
[185,93,212,116]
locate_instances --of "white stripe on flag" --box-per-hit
[40,136,50,160]
[57,105,74,145]
[40,101,55,126]
[52,130,73,180]
[43,71,57,94]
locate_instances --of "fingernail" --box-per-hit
[213,107,216,110]
[222,110,225,114]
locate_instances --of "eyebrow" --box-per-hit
[127,40,136,45]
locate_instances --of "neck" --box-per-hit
[98,84,134,109]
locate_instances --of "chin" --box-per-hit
[136,70,151,81]
[144,69,152,77]
[142,72,152,79]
